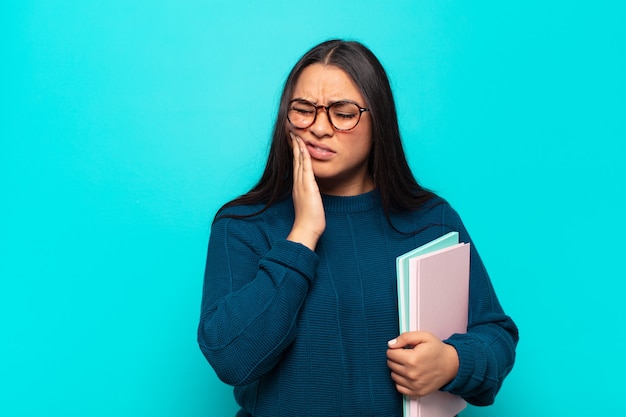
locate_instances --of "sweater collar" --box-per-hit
[320,189,381,214]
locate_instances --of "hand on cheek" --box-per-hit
[286,132,326,251]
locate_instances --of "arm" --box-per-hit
[387,205,518,405]
[198,133,326,386]
[197,218,318,386]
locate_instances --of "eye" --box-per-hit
[330,103,359,119]
[333,112,357,119]
[290,101,315,115]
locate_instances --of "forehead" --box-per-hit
[292,63,364,103]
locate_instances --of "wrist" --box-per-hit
[442,343,460,385]
[287,228,321,251]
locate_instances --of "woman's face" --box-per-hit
[288,63,374,196]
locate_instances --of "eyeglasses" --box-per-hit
[287,99,369,131]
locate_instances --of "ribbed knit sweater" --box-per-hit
[198,190,518,417]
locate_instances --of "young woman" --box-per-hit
[198,39,518,417]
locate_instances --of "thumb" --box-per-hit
[387,331,432,349]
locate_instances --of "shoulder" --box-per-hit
[215,201,268,219]
[415,194,460,222]
[215,195,292,218]
[419,195,475,243]
[387,193,465,236]
[211,197,295,239]
[427,195,463,226]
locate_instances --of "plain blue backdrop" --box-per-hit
[2,1,625,416]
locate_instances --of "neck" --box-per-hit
[317,175,375,196]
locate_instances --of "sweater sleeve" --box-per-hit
[439,206,519,406]
[197,215,319,386]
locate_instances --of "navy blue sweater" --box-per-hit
[198,190,518,416]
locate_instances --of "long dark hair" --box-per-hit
[217,39,435,220]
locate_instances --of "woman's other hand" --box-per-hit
[386,331,460,397]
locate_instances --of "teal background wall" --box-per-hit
[2,1,624,416]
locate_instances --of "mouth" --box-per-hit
[305,141,335,160]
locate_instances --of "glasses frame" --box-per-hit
[287,99,370,131]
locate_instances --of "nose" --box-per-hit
[309,107,334,138]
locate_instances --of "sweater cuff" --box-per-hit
[441,335,486,393]
[265,239,319,283]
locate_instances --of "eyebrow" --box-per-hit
[290,98,363,106]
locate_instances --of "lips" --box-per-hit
[305,141,335,160]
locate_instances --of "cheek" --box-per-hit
[360,141,374,162]
[343,136,373,165]
[355,130,374,157]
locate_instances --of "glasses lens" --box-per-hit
[288,101,316,128]
[329,102,361,130]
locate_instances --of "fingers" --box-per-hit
[387,351,431,397]
[290,132,313,186]
[290,132,302,182]
[386,331,438,367]
[386,348,437,397]
[389,372,420,396]
[388,331,434,350]
[386,333,460,397]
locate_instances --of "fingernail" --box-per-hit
[388,339,397,346]
[289,132,295,140]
